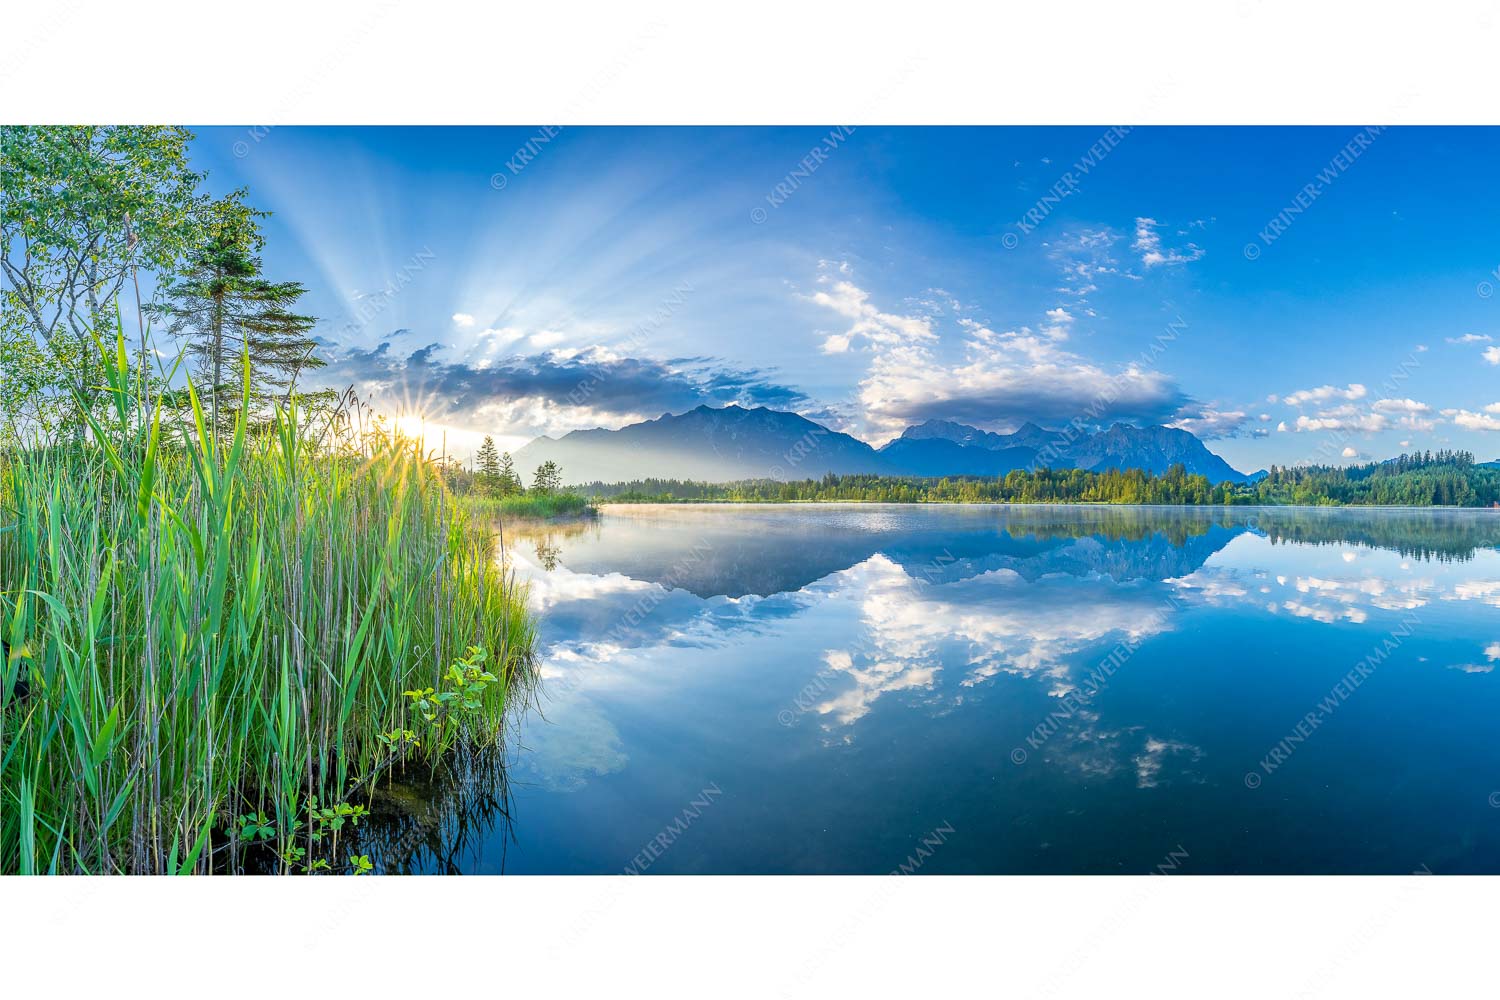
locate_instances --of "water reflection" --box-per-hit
[352,743,518,874]
[389,505,1500,873]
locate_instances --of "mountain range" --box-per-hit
[513,404,1251,485]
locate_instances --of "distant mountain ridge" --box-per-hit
[514,405,883,484]
[513,404,1251,485]
[897,418,1058,453]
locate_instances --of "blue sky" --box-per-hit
[186,126,1500,470]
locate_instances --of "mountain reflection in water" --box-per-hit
[365,505,1500,874]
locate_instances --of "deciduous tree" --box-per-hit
[532,460,561,493]
[1,125,204,430]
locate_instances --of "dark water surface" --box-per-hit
[377,504,1500,873]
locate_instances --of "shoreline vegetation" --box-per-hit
[440,436,598,522]
[463,491,596,521]
[582,453,1500,508]
[0,126,537,874]
[0,344,536,874]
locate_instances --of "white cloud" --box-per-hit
[807,276,1187,442]
[1041,307,1074,340]
[1371,398,1436,431]
[1048,227,1134,300]
[452,312,476,328]
[1372,398,1430,414]
[1283,383,1367,407]
[474,326,527,353]
[1446,333,1491,344]
[1169,407,1251,439]
[1449,408,1500,431]
[1132,217,1205,268]
[1292,405,1387,433]
[1280,386,1416,435]
[807,274,936,354]
[1341,446,1359,458]
[1484,346,1500,365]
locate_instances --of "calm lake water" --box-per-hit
[368,504,1500,874]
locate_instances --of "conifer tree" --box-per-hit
[151,190,321,432]
[498,451,522,495]
[475,437,501,495]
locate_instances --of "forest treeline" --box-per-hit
[582,451,1500,507]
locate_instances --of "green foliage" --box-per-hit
[0,334,537,874]
[465,491,595,520]
[1249,451,1498,506]
[585,454,1500,508]
[497,451,522,495]
[475,436,501,494]
[532,460,561,494]
[240,796,372,875]
[473,440,526,498]
[237,813,277,842]
[376,728,421,751]
[401,646,505,758]
[587,466,1231,505]
[149,190,323,432]
[305,798,369,842]
[0,126,204,426]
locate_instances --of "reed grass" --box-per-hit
[0,335,535,874]
[466,491,596,521]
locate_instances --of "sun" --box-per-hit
[392,411,430,441]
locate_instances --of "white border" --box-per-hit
[1,874,1488,996]
[5,1,1500,124]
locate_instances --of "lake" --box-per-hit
[365,504,1500,874]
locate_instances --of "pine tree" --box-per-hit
[475,437,501,495]
[498,451,522,495]
[150,190,322,432]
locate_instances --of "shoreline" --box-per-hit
[591,498,1500,512]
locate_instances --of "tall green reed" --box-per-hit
[463,491,596,521]
[0,333,535,874]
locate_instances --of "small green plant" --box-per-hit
[277,844,332,875]
[305,798,368,843]
[349,854,373,875]
[375,728,421,751]
[403,647,499,733]
[445,646,499,713]
[402,687,440,724]
[237,813,276,842]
